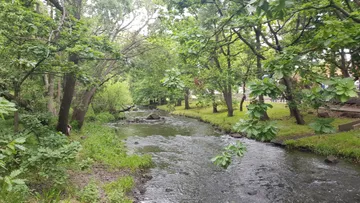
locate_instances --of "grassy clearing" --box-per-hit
[158,102,360,161]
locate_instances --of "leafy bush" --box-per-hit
[246,102,273,119]
[95,112,115,123]
[233,119,278,141]
[23,132,81,185]
[309,118,336,134]
[211,141,246,169]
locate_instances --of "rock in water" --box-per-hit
[147,113,161,120]
[318,112,330,118]
[325,155,339,164]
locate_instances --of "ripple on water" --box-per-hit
[113,110,360,203]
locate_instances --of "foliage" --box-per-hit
[79,158,95,171]
[249,78,283,99]
[79,124,152,169]
[322,77,358,103]
[92,81,133,114]
[233,119,278,142]
[309,118,336,134]
[211,142,246,169]
[80,180,100,203]
[0,98,17,119]
[94,112,116,123]
[246,102,273,119]
[104,176,134,203]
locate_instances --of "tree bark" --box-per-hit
[56,56,78,135]
[176,99,182,106]
[223,86,233,117]
[46,73,57,116]
[184,88,190,109]
[340,49,350,77]
[71,87,97,129]
[255,26,269,120]
[283,77,305,125]
[14,84,20,133]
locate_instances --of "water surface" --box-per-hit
[112,110,360,203]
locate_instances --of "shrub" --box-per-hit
[309,118,336,134]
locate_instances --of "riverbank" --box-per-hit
[65,122,153,202]
[158,103,360,163]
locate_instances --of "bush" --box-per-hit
[309,118,336,134]
[95,112,115,123]
[233,119,278,142]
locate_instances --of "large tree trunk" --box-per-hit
[283,77,305,125]
[56,55,78,135]
[255,26,269,120]
[46,73,57,116]
[223,87,233,117]
[184,88,190,110]
[56,0,82,135]
[72,87,97,129]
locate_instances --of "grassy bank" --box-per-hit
[158,103,360,162]
[65,122,152,202]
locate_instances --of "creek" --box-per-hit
[110,110,360,203]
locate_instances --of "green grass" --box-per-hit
[74,123,152,170]
[103,176,134,203]
[158,102,360,161]
[158,103,353,137]
[285,130,360,162]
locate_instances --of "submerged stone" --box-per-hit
[325,155,339,164]
[147,113,161,120]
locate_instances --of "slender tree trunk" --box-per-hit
[240,82,246,112]
[56,55,78,135]
[72,87,97,129]
[184,88,190,110]
[283,77,305,125]
[56,78,61,104]
[14,84,20,133]
[211,90,218,113]
[340,49,350,77]
[176,99,182,106]
[255,26,269,120]
[46,73,56,116]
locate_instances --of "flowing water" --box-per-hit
[111,110,360,203]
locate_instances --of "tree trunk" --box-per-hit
[255,26,269,120]
[340,49,350,77]
[223,87,233,117]
[176,99,182,106]
[240,81,246,111]
[72,87,97,129]
[46,73,57,116]
[56,55,78,135]
[184,88,190,109]
[211,90,218,113]
[56,78,62,105]
[14,84,20,133]
[283,77,305,125]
